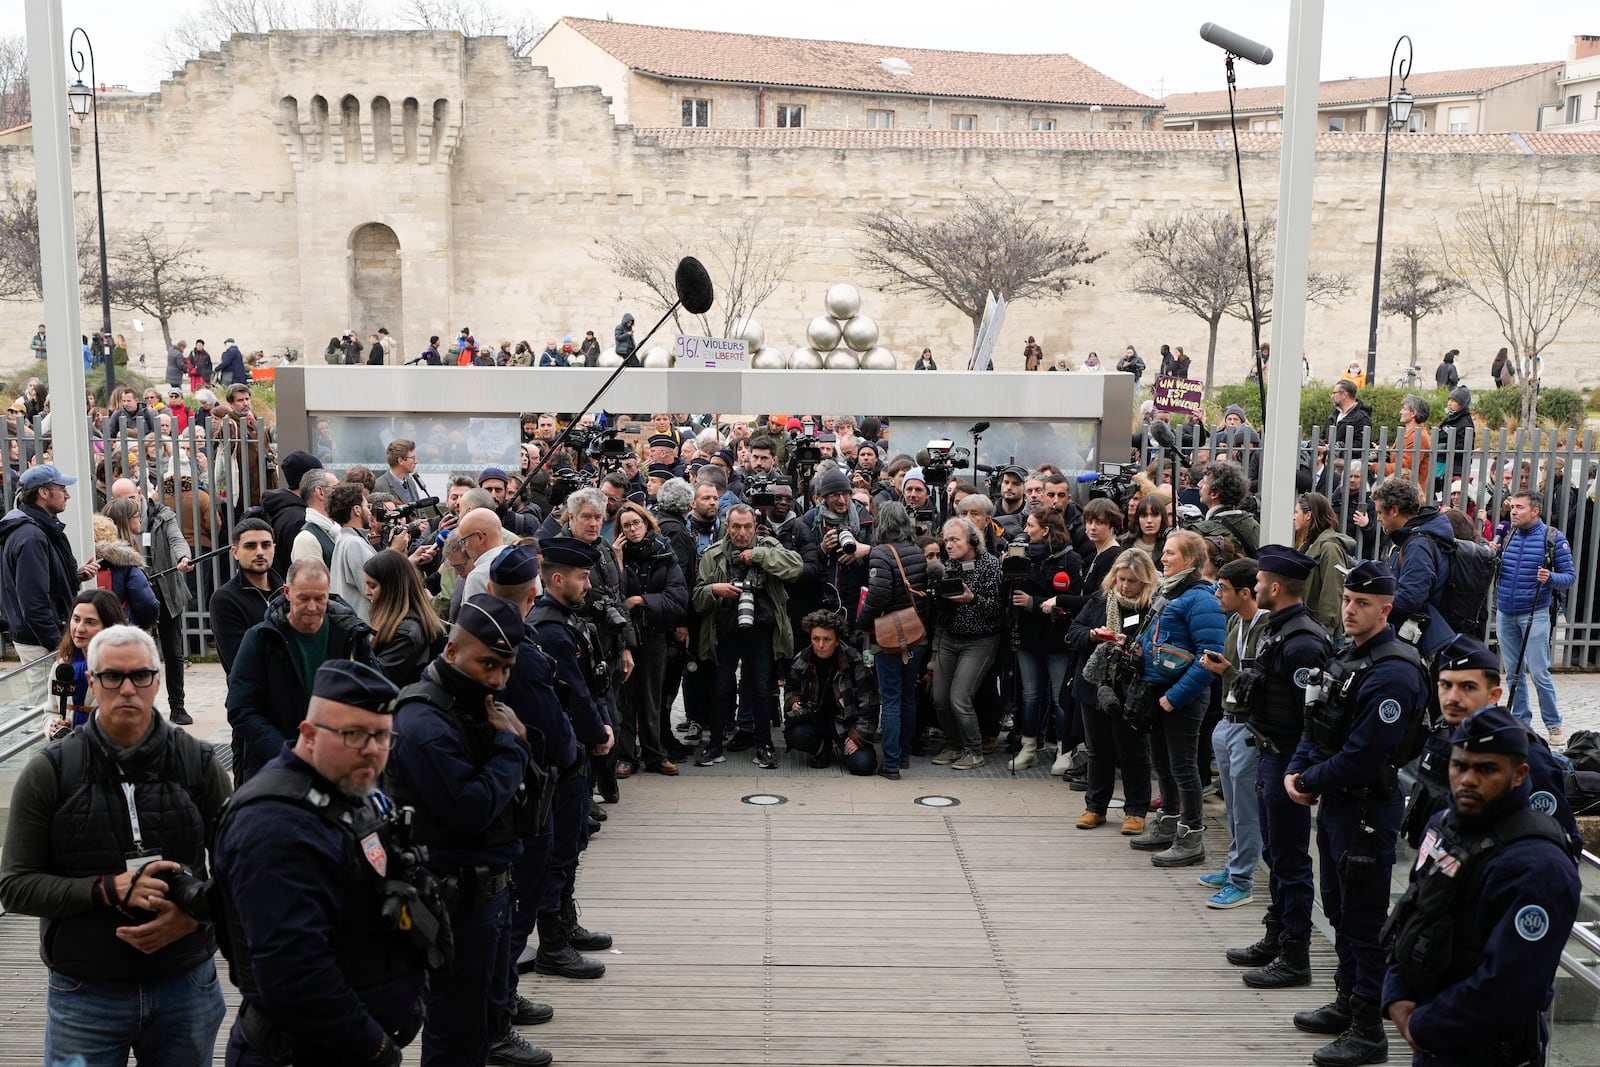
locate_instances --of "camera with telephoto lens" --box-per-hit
[834,524,858,556]
[734,573,760,629]
[156,864,213,923]
[921,439,971,487]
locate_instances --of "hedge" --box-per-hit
[1204,382,1585,435]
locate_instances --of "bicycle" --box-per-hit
[1393,364,1424,390]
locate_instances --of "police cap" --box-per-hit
[1450,704,1528,758]
[489,543,539,586]
[1436,633,1501,677]
[646,463,678,479]
[313,660,399,715]
[456,594,524,657]
[647,434,678,450]
[539,535,602,569]
[1256,544,1317,581]
[1341,560,1396,595]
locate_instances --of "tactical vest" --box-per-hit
[1384,807,1571,1004]
[41,726,215,981]
[1240,613,1330,735]
[529,601,609,696]
[214,763,437,999]
[1305,639,1428,764]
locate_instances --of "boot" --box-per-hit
[1050,742,1072,776]
[532,913,606,979]
[1008,737,1038,772]
[1311,997,1388,1067]
[488,1026,553,1067]
[1226,916,1283,967]
[1128,811,1178,851]
[561,896,612,950]
[1150,823,1205,868]
[1294,989,1353,1035]
[1242,936,1312,989]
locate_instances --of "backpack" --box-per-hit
[1563,729,1600,774]
[1408,532,1495,637]
[1191,510,1259,559]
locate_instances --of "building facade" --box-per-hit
[1541,36,1600,131]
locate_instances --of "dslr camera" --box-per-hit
[157,864,213,923]
[734,573,761,629]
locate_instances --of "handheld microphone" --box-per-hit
[51,662,75,721]
[1052,572,1072,592]
[1199,22,1274,66]
[1076,471,1101,483]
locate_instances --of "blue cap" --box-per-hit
[1342,560,1396,595]
[1451,704,1528,757]
[488,543,539,586]
[539,535,601,569]
[456,594,524,657]
[312,660,399,714]
[648,434,678,450]
[646,463,678,479]
[1436,634,1502,676]
[1256,544,1317,582]
[18,464,77,492]
[478,467,510,487]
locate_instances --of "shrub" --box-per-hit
[1207,383,1450,436]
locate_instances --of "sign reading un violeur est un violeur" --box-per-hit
[1152,375,1204,417]
[674,336,748,370]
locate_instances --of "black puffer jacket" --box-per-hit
[620,532,689,644]
[1012,543,1083,653]
[857,540,930,636]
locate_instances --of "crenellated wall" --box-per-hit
[2,30,1599,395]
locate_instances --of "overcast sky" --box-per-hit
[3,1,1579,100]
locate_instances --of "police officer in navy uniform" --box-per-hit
[214,659,436,1067]
[1222,545,1333,989]
[526,535,614,981]
[1405,633,1583,857]
[385,595,532,1067]
[1286,561,1431,1067]
[1382,705,1581,1065]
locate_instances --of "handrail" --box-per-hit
[0,651,55,686]
[1560,950,1600,993]
[0,652,65,764]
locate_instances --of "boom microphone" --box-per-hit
[1199,22,1274,66]
[675,257,715,316]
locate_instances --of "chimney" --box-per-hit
[1575,35,1600,61]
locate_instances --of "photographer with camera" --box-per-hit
[328,484,428,624]
[0,626,231,1066]
[930,517,1003,771]
[1007,507,1084,771]
[804,467,873,623]
[691,504,803,770]
[783,610,880,774]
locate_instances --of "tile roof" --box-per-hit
[1162,62,1564,117]
[633,127,1600,156]
[556,17,1158,110]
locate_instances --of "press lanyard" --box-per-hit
[121,782,145,853]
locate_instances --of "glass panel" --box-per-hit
[312,414,520,478]
[886,417,1100,477]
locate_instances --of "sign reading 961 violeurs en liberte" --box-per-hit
[674,336,749,370]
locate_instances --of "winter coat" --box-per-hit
[255,488,309,577]
[1496,519,1575,616]
[1137,576,1226,709]
[614,318,637,359]
[188,346,214,386]
[0,503,81,648]
[937,551,1004,638]
[163,480,213,553]
[579,338,601,366]
[1303,526,1355,638]
[1435,360,1459,389]
[105,407,159,440]
[1437,406,1475,479]
[165,346,187,388]
[857,540,931,636]
[1383,424,1432,482]
[1012,543,1084,653]
[1326,401,1373,452]
[214,345,249,386]
[620,532,690,643]
[142,499,194,612]
[93,539,160,629]
[691,534,804,663]
[783,643,879,735]
[539,348,568,367]
[374,613,444,688]
[1387,507,1457,657]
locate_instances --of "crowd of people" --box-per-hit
[0,373,1587,1066]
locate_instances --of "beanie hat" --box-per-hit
[280,450,323,490]
[902,467,928,490]
[814,466,852,497]
[1450,385,1472,411]
[1224,404,1249,424]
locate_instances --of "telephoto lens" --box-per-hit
[736,580,757,629]
[836,527,858,555]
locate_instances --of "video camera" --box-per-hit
[938,558,975,599]
[745,473,780,510]
[921,439,971,486]
[380,496,441,546]
[1082,462,1139,510]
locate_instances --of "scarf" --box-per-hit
[1103,591,1143,635]
[1157,567,1195,599]
[816,500,866,543]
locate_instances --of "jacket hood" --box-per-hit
[95,539,147,568]
[1395,507,1454,544]
[259,488,305,522]
[1311,527,1355,554]
[0,507,39,545]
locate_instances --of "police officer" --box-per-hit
[214,660,434,1067]
[527,535,614,981]
[1405,633,1582,856]
[1286,561,1431,1067]
[385,595,532,1067]
[1382,705,1581,1065]
[1219,545,1333,989]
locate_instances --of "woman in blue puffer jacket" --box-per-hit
[1128,528,1226,868]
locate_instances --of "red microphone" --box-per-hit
[1052,572,1072,591]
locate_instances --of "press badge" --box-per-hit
[125,851,164,872]
[1123,614,1140,629]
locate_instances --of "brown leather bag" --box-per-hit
[872,546,926,656]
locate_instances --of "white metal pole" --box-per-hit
[1260,0,1325,546]
[24,0,95,562]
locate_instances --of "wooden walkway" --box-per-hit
[0,774,1343,1066]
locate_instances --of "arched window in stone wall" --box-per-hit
[310,95,329,162]
[430,99,449,166]
[340,95,361,160]
[350,223,402,357]
[278,96,302,158]
[372,96,393,161]
[402,98,420,163]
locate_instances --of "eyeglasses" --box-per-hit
[311,722,399,750]
[91,668,160,689]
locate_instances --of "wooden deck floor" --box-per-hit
[0,774,1343,1067]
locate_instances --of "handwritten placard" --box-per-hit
[1152,375,1204,416]
[673,336,749,370]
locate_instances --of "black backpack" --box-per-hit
[1563,729,1600,774]
[1408,532,1495,637]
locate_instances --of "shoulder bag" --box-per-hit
[873,547,927,658]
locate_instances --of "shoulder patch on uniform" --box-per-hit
[1378,698,1403,725]
[1530,791,1559,816]
[1293,667,1311,689]
[1515,904,1550,942]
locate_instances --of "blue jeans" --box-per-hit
[1014,649,1071,738]
[1211,719,1263,892]
[876,644,927,771]
[1498,609,1561,729]
[46,959,226,1067]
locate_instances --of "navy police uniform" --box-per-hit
[214,661,432,1067]
[1382,706,1581,1066]
[384,596,531,1067]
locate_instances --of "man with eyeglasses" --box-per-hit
[0,625,231,1066]
[213,660,441,1067]
[226,559,378,783]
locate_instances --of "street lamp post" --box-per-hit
[67,28,114,407]
[1364,34,1414,385]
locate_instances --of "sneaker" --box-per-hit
[168,709,194,726]
[1206,883,1255,910]
[930,747,963,766]
[752,744,778,769]
[951,750,986,771]
[725,730,757,752]
[1549,725,1567,747]
[1198,870,1231,889]
[693,746,725,767]
[1075,811,1106,830]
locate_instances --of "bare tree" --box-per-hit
[595,214,807,345]
[1125,209,1347,393]
[160,0,376,72]
[394,0,544,51]
[1440,185,1600,424]
[0,184,99,300]
[1379,244,1461,375]
[0,35,30,133]
[100,225,250,352]
[854,183,1103,346]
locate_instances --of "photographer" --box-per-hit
[783,610,880,774]
[758,481,826,644]
[613,503,689,775]
[929,517,1003,771]
[804,467,873,623]
[1007,506,1084,771]
[691,504,803,770]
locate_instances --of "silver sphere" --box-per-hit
[841,315,879,353]
[825,283,861,320]
[733,316,765,352]
[596,349,624,367]
[751,347,786,370]
[860,346,897,370]
[789,347,824,370]
[824,349,861,370]
[641,347,675,368]
[806,315,843,351]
